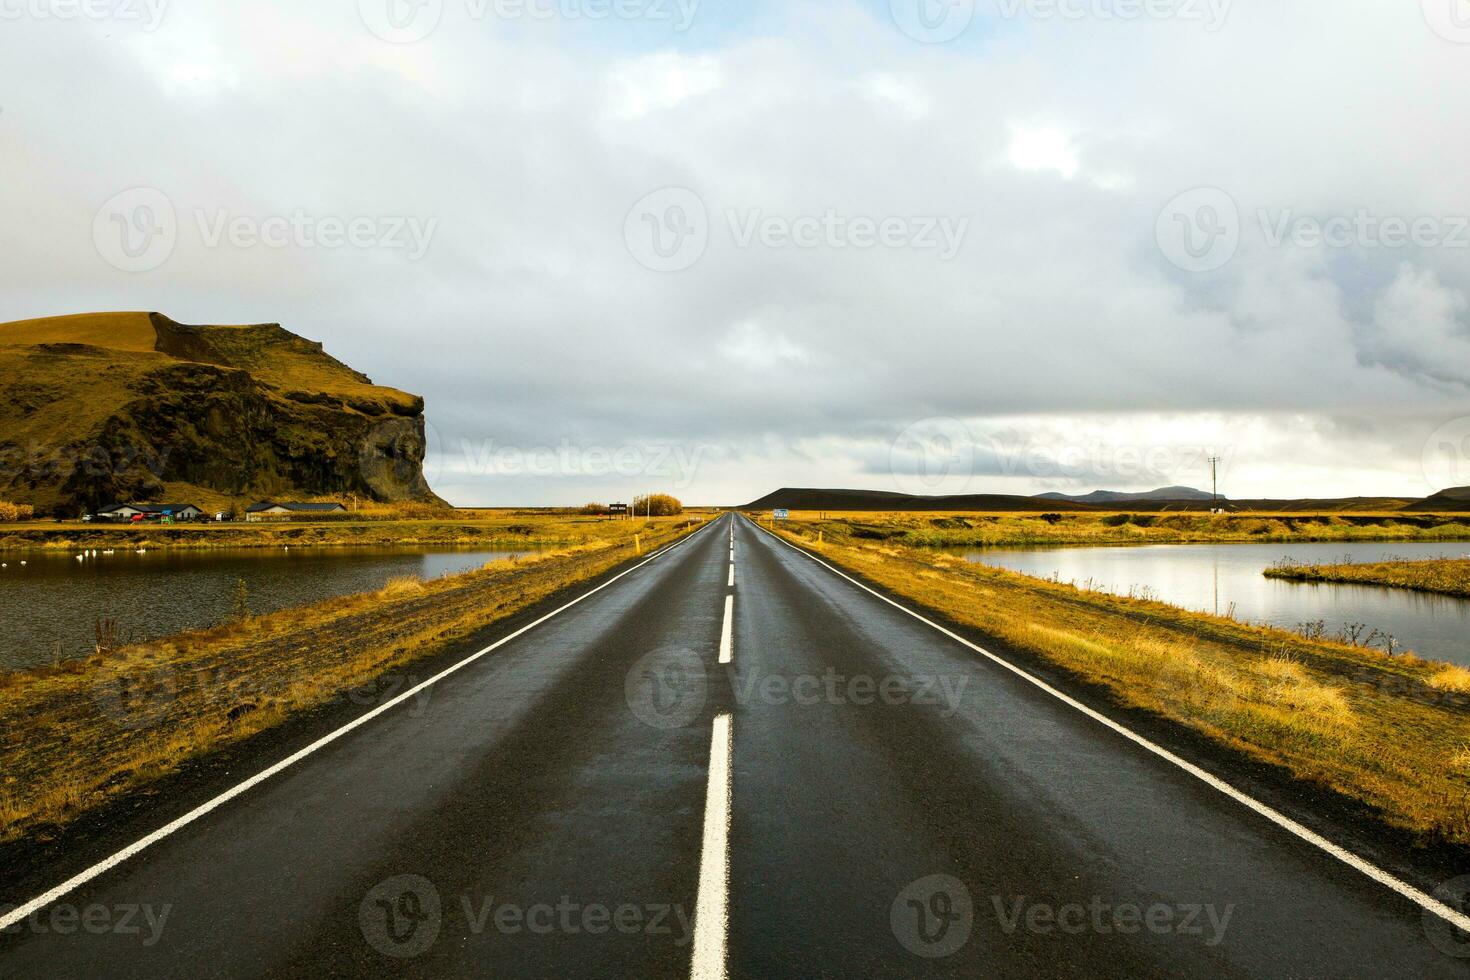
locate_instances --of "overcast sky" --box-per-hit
[3,0,1470,505]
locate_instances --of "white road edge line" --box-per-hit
[0,519,719,935]
[743,515,1470,934]
[690,712,733,980]
[719,594,735,665]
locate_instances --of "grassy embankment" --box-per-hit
[770,510,1470,548]
[768,515,1470,846]
[0,515,703,842]
[1266,557,1470,600]
[0,509,714,553]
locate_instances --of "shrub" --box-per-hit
[0,502,35,523]
[380,576,423,596]
[1428,665,1470,693]
[631,494,683,517]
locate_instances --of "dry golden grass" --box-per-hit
[379,575,423,595]
[0,344,163,455]
[1,510,714,553]
[0,517,704,841]
[767,510,1470,547]
[1266,557,1470,599]
[1430,666,1470,693]
[0,311,160,351]
[776,518,1470,845]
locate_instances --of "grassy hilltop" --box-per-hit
[0,312,444,515]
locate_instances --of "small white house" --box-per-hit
[150,504,204,522]
[96,504,146,522]
[245,501,349,522]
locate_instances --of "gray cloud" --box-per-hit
[2,0,1467,504]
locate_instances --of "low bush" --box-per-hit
[0,501,35,522]
[632,493,683,517]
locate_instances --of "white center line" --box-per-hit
[718,594,735,664]
[690,712,733,980]
[727,563,735,588]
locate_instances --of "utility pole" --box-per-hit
[1208,456,1221,510]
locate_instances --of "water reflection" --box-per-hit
[0,546,546,670]
[953,540,1470,666]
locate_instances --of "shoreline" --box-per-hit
[1266,558,1470,600]
[0,513,713,553]
[746,510,1470,550]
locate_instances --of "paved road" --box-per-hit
[1,513,1466,977]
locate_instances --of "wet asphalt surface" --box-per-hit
[1,513,1466,978]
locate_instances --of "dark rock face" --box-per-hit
[357,415,438,503]
[0,313,446,514]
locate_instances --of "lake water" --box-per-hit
[955,540,1470,667]
[0,546,546,671]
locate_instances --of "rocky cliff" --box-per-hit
[0,312,446,514]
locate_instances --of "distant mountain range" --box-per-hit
[1034,486,1217,504]
[742,487,1470,513]
[743,488,1094,513]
